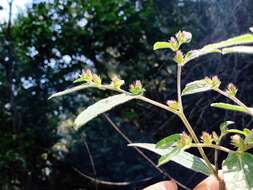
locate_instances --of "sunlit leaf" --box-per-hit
[74,94,135,129]
[156,134,180,149]
[158,148,182,166]
[222,46,253,54]
[202,34,253,50]
[222,152,253,190]
[128,143,212,176]
[153,42,173,50]
[48,84,93,99]
[182,79,211,96]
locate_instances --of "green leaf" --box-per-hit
[156,134,180,149]
[74,94,135,129]
[226,129,247,136]
[182,79,211,96]
[153,42,173,50]
[222,152,253,190]
[202,34,253,50]
[211,103,249,113]
[158,148,182,166]
[222,46,253,54]
[48,84,93,99]
[128,143,212,176]
[220,121,235,133]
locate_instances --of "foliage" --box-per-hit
[51,28,253,189]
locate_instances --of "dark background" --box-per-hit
[1,0,253,189]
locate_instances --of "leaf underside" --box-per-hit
[222,152,253,190]
[211,103,250,113]
[182,79,211,96]
[128,143,211,176]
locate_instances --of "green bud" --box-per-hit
[204,76,221,89]
[177,132,192,148]
[176,30,192,44]
[201,132,213,144]
[111,76,125,89]
[226,83,238,97]
[174,50,185,65]
[166,100,180,111]
[129,80,145,95]
[76,69,93,83]
[169,37,179,51]
[92,74,102,86]
[231,134,245,150]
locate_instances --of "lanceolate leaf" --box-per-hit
[128,143,211,176]
[182,79,211,96]
[222,152,253,190]
[74,94,135,129]
[202,34,253,51]
[153,42,173,50]
[158,148,182,166]
[48,84,93,99]
[156,134,180,149]
[222,46,253,54]
[184,34,253,63]
[211,103,249,113]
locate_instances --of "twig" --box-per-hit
[103,114,191,190]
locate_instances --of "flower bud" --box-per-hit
[174,50,184,65]
[129,80,145,95]
[169,37,179,51]
[176,31,192,44]
[177,132,192,148]
[111,76,125,89]
[79,69,93,82]
[204,76,221,89]
[231,134,244,149]
[92,74,102,86]
[226,83,238,97]
[166,100,180,111]
[201,132,213,144]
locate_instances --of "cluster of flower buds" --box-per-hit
[201,132,214,145]
[111,75,125,89]
[166,100,180,111]
[231,134,245,150]
[129,80,145,95]
[174,50,185,65]
[92,74,102,86]
[169,37,179,52]
[176,132,192,148]
[204,76,221,89]
[226,83,238,97]
[176,30,192,44]
[75,69,102,86]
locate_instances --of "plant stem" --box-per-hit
[215,88,253,117]
[188,143,232,153]
[176,65,219,179]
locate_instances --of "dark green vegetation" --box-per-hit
[1,0,253,189]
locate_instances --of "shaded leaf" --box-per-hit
[158,148,182,166]
[74,94,135,129]
[222,152,253,190]
[48,84,93,99]
[211,103,250,113]
[156,134,180,149]
[182,79,211,96]
[128,143,211,176]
